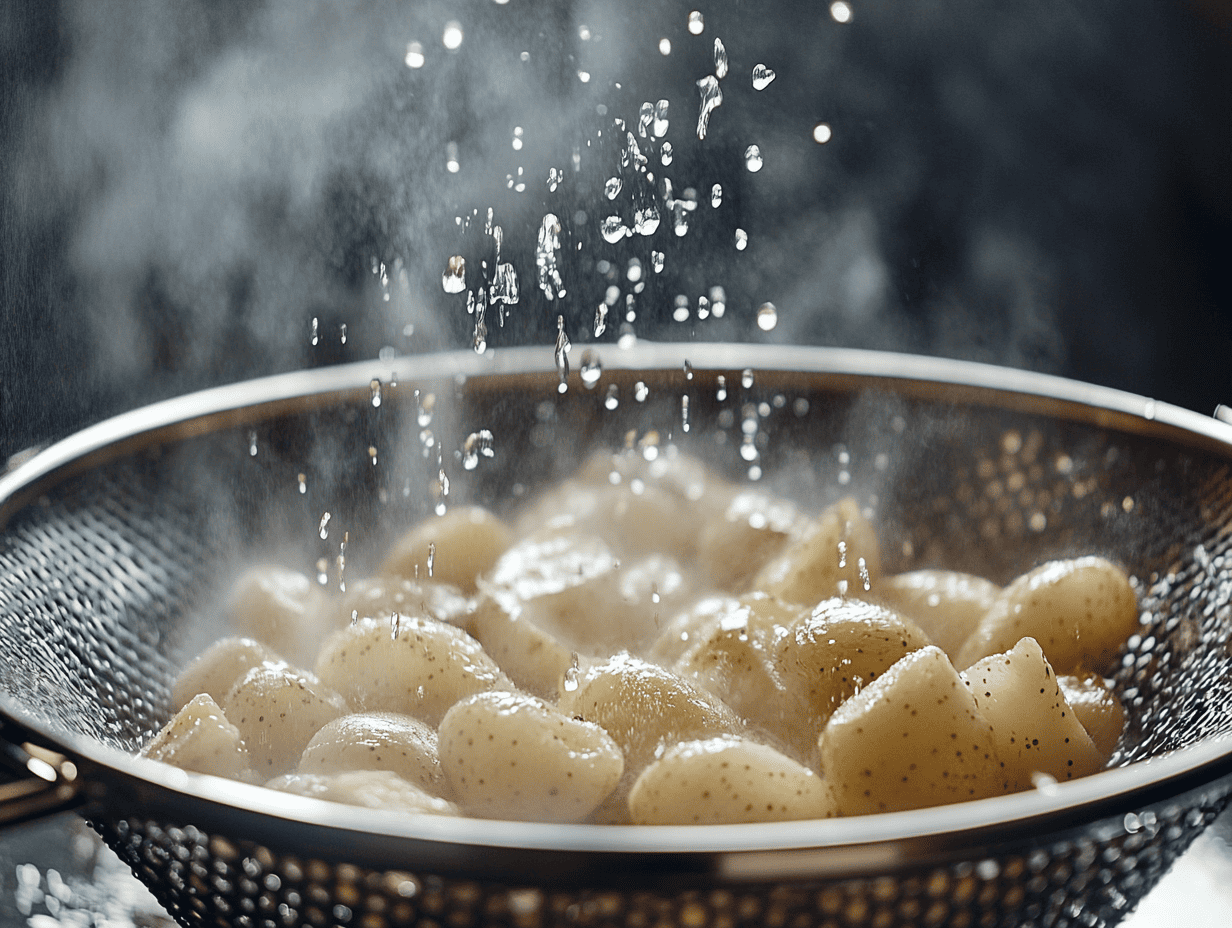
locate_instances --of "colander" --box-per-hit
[3,344,1232,928]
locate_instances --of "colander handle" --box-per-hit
[0,732,83,827]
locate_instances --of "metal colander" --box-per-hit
[3,344,1232,928]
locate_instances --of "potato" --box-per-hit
[299,712,444,794]
[628,735,836,825]
[573,448,735,514]
[647,595,743,667]
[141,694,252,781]
[752,498,882,606]
[221,666,349,776]
[438,691,623,821]
[466,594,575,699]
[332,577,471,631]
[961,638,1105,791]
[556,653,743,779]
[171,636,284,712]
[876,570,1000,659]
[381,506,513,593]
[227,565,328,667]
[696,489,802,591]
[314,615,510,726]
[774,597,930,756]
[820,646,1002,814]
[955,557,1138,672]
[266,770,458,816]
[1058,674,1126,757]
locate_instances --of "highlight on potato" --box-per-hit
[144,447,1140,825]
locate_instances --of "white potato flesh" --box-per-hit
[696,489,802,591]
[227,566,328,667]
[222,666,349,776]
[438,691,623,822]
[628,736,837,825]
[820,646,1002,814]
[142,694,252,781]
[171,636,284,712]
[380,506,514,594]
[556,653,743,778]
[961,638,1105,791]
[313,615,510,726]
[266,770,458,816]
[465,594,575,700]
[299,712,444,793]
[774,598,930,756]
[955,557,1138,672]
[877,570,1000,659]
[647,595,743,668]
[753,498,882,607]
[1058,674,1126,757]
[332,577,471,631]
[573,448,736,517]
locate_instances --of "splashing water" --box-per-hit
[660,141,673,166]
[604,176,622,200]
[594,303,608,337]
[710,184,723,207]
[741,368,755,388]
[536,214,565,300]
[604,383,620,409]
[490,262,519,304]
[695,75,723,140]
[735,228,749,250]
[653,99,670,137]
[637,101,654,138]
[297,473,307,494]
[681,394,691,432]
[463,430,495,470]
[310,316,319,346]
[752,64,776,90]
[601,215,630,243]
[473,302,488,353]
[713,38,729,79]
[716,375,728,401]
[634,205,661,235]
[443,255,466,293]
[652,251,665,273]
[756,302,778,331]
[688,11,704,34]
[555,315,571,392]
[248,431,258,457]
[580,349,602,388]
[319,512,331,540]
[745,145,764,172]
[370,379,382,407]
[858,557,871,591]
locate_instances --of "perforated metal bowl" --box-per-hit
[3,344,1232,928]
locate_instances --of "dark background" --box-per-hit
[3,0,1231,461]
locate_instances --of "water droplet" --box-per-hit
[716,375,728,401]
[443,256,466,293]
[601,215,630,243]
[812,122,832,144]
[371,379,382,407]
[653,100,670,137]
[688,10,704,34]
[563,656,581,692]
[659,37,672,55]
[310,316,319,346]
[830,1,853,24]
[837,540,848,569]
[368,445,379,466]
[741,368,754,388]
[651,251,665,273]
[635,382,649,402]
[339,322,348,344]
[350,608,359,626]
[837,578,849,597]
[462,431,495,471]
[735,228,748,250]
[490,263,519,306]
[744,145,763,172]
[713,38,728,79]
[673,295,690,322]
[638,101,655,138]
[443,21,464,49]
[752,64,776,90]
[634,206,661,235]
[404,42,425,69]
[683,360,694,380]
[512,126,524,151]
[297,473,307,494]
[536,214,565,300]
[660,141,674,166]
[248,431,258,457]
[605,384,620,410]
[319,512,331,540]
[617,329,638,350]
[579,350,603,388]
[695,75,723,140]
[740,438,758,461]
[681,394,691,433]
[473,306,488,354]
[578,70,591,83]
[1143,400,1157,420]
[555,315,572,391]
[604,176,623,200]
[858,557,871,591]
[594,303,609,338]
[756,302,778,331]
[446,141,460,173]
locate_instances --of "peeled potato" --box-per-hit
[628,736,836,825]
[753,498,882,606]
[266,770,458,816]
[647,594,743,668]
[171,636,284,712]
[439,691,623,822]
[227,565,328,667]
[299,712,444,794]
[314,615,510,726]
[332,577,471,631]
[465,594,575,699]
[955,557,1138,672]
[381,506,513,593]
[696,489,802,591]
[1058,674,1126,757]
[876,570,1000,659]
[142,694,252,781]
[820,646,1002,815]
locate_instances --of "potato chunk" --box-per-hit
[299,712,444,794]
[381,506,513,593]
[628,736,836,825]
[439,691,623,821]
[314,616,510,726]
[465,594,575,699]
[171,636,284,712]
[820,646,1002,814]
[142,694,252,781]
[876,570,1000,659]
[955,557,1138,672]
[647,595,743,668]
[696,489,802,591]
[266,770,458,816]
[227,566,328,667]
[222,666,349,776]
[753,498,881,606]
[1058,674,1126,757]
[332,577,471,630]
[961,638,1105,791]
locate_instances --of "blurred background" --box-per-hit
[2,0,1230,463]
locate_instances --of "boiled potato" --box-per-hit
[696,489,802,591]
[647,595,743,667]
[171,636,284,712]
[876,570,1000,659]
[314,615,510,726]
[299,712,444,794]
[381,506,513,593]
[227,565,328,667]
[753,498,882,606]
[955,557,1138,672]
[266,770,458,816]
[439,691,623,821]
[628,735,836,825]
[141,693,252,781]
[573,448,736,514]
[1058,674,1126,757]
[465,594,575,699]
[332,577,471,630]
[221,666,349,776]
[820,646,1002,814]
